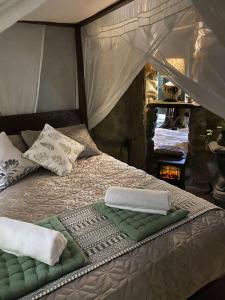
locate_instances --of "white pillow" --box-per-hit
[23,124,84,176]
[0,132,38,192]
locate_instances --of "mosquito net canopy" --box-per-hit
[82,0,225,128]
[0,0,224,129]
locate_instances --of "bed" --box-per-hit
[1,111,225,300]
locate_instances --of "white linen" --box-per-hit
[0,217,67,266]
[105,186,171,215]
[153,128,189,153]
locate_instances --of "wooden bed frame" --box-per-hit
[0,110,225,299]
[0,110,82,135]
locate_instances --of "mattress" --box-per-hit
[0,154,225,300]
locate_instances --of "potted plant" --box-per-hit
[200,129,214,151]
[217,121,225,146]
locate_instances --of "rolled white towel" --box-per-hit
[0,217,67,266]
[105,186,172,215]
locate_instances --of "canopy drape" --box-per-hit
[0,0,224,125]
[151,18,225,120]
[0,0,46,33]
[82,0,225,129]
[0,23,44,115]
[82,0,192,128]
[0,23,78,116]
[193,0,225,49]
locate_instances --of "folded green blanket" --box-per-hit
[0,216,88,300]
[93,202,189,242]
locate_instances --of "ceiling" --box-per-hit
[22,0,120,24]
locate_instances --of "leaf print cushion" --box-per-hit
[22,124,85,176]
[21,124,101,158]
[0,132,38,192]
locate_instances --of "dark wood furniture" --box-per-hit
[146,101,198,174]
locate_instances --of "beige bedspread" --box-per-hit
[1,154,225,300]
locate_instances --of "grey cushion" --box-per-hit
[8,135,27,153]
[21,124,100,158]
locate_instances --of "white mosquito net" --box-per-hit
[82,0,225,128]
[0,0,224,129]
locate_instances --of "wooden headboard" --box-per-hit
[0,110,82,135]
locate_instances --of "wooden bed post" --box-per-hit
[75,25,88,126]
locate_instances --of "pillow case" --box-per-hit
[23,124,84,176]
[8,135,27,152]
[0,132,38,192]
[21,124,100,158]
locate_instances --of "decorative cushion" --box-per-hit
[0,132,37,192]
[21,124,100,158]
[93,202,189,242]
[23,124,84,176]
[8,135,27,153]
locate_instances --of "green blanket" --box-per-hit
[0,216,88,300]
[93,202,189,242]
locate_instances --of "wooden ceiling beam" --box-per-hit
[78,0,134,26]
[19,20,75,27]
[19,0,134,27]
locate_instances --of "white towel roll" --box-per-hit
[105,186,171,215]
[0,217,67,266]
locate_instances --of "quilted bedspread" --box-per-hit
[0,154,225,300]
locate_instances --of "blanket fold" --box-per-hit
[105,186,171,215]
